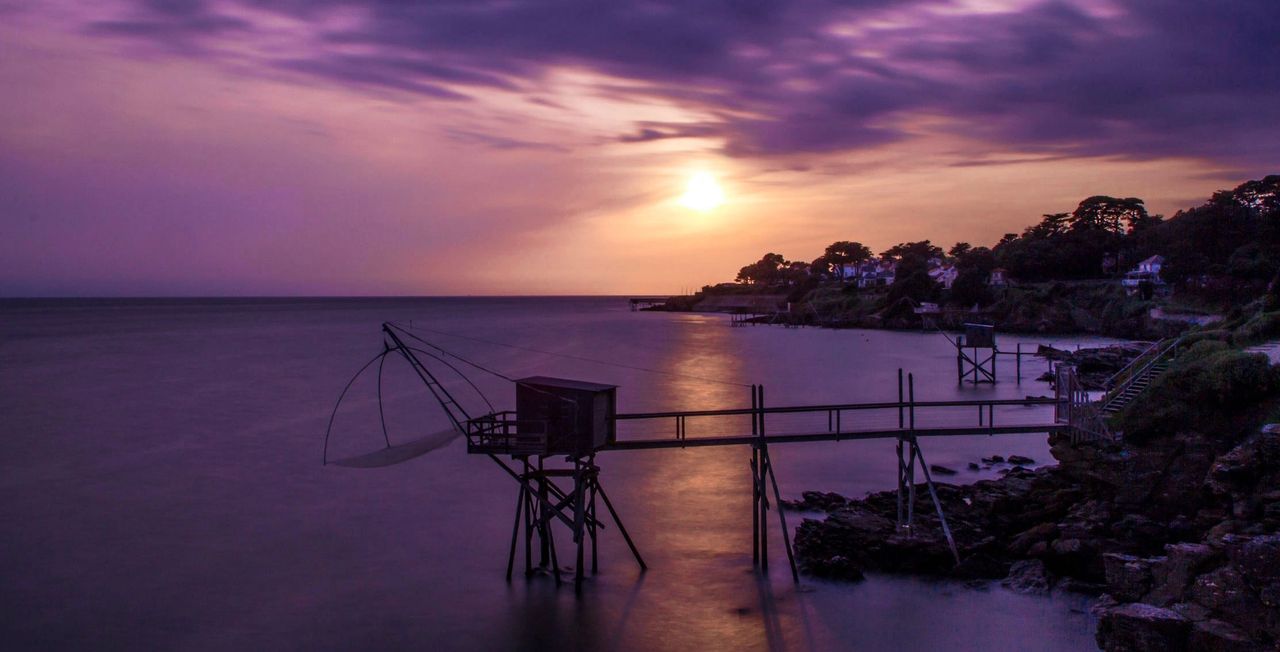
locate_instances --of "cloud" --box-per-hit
[70,0,1280,168]
[445,128,570,153]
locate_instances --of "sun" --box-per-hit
[679,172,725,212]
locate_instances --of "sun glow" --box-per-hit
[679,172,725,211]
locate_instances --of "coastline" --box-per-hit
[785,335,1280,650]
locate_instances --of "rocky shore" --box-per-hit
[1035,343,1153,390]
[790,428,1280,650]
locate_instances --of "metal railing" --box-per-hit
[611,373,1067,448]
[465,412,550,455]
[1100,335,1184,410]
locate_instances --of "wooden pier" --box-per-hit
[338,323,1100,589]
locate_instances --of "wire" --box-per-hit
[323,350,389,465]
[388,321,751,388]
[387,323,519,384]
[402,346,498,415]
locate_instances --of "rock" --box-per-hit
[952,552,1008,580]
[1146,543,1220,607]
[1188,619,1254,652]
[1002,559,1052,594]
[782,491,848,511]
[1225,534,1280,605]
[1170,601,1212,622]
[1055,577,1106,595]
[1095,602,1190,652]
[1007,455,1036,465]
[929,464,957,476]
[1007,522,1057,556]
[968,462,981,471]
[804,554,865,581]
[1188,566,1266,637]
[1104,553,1154,602]
[1046,537,1101,580]
[982,455,1005,464]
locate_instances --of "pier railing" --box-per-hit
[609,377,1067,450]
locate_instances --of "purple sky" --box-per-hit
[2,0,1277,295]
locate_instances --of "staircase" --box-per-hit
[1097,337,1182,416]
[1100,358,1171,415]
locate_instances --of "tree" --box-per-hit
[948,242,972,259]
[821,241,872,277]
[1070,196,1148,234]
[735,252,788,285]
[950,269,991,307]
[881,240,942,262]
[955,246,995,274]
[1024,213,1071,238]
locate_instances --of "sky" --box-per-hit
[1,0,1277,296]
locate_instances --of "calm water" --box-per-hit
[0,297,1113,651]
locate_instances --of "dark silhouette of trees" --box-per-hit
[811,241,872,279]
[949,246,996,306]
[720,175,1279,311]
[1154,176,1280,301]
[880,240,942,306]
[736,252,788,285]
[1071,196,1148,234]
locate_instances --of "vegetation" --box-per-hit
[1117,342,1279,443]
[666,175,1280,337]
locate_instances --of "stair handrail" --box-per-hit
[1100,335,1184,409]
[1103,339,1164,390]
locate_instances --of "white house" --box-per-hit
[988,268,1009,287]
[1137,255,1164,275]
[928,263,959,289]
[1122,255,1166,294]
[841,260,896,288]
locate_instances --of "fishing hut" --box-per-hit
[951,323,1042,385]
[956,323,998,384]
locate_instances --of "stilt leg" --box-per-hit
[751,451,760,565]
[906,443,917,530]
[896,437,906,528]
[596,482,646,570]
[589,481,599,574]
[764,450,799,583]
[524,485,534,576]
[573,462,587,590]
[759,455,769,570]
[911,440,961,564]
[506,484,525,581]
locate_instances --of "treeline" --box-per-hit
[728,175,1279,308]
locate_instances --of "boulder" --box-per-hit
[1224,534,1280,605]
[804,554,865,581]
[929,464,958,476]
[1002,559,1052,594]
[784,491,848,512]
[1188,566,1267,638]
[1146,543,1220,606]
[1007,455,1036,465]
[1104,553,1154,602]
[1095,602,1190,652]
[1188,619,1254,652]
[1007,522,1057,556]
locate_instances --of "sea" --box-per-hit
[0,297,1119,651]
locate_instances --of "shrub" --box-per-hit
[1236,310,1280,344]
[1118,348,1279,442]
